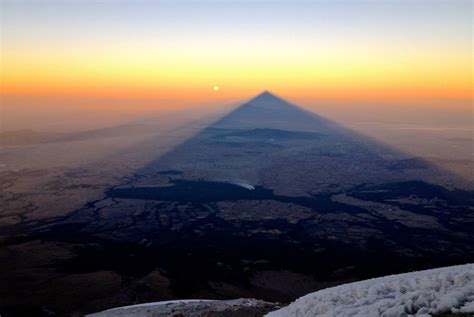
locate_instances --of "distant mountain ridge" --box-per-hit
[0,124,161,146]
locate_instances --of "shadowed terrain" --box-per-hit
[0,92,473,316]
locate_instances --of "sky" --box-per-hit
[1,0,472,104]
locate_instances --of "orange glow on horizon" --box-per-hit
[1,2,471,105]
[2,47,471,103]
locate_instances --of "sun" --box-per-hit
[213,86,220,92]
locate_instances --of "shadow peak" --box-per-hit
[248,90,287,105]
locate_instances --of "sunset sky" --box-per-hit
[1,0,472,102]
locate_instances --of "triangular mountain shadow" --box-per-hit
[48,91,474,307]
[211,90,339,132]
[130,90,468,193]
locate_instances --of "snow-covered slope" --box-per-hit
[266,263,474,317]
[88,264,474,317]
[88,298,280,317]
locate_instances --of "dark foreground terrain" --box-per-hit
[1,92,473,316]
